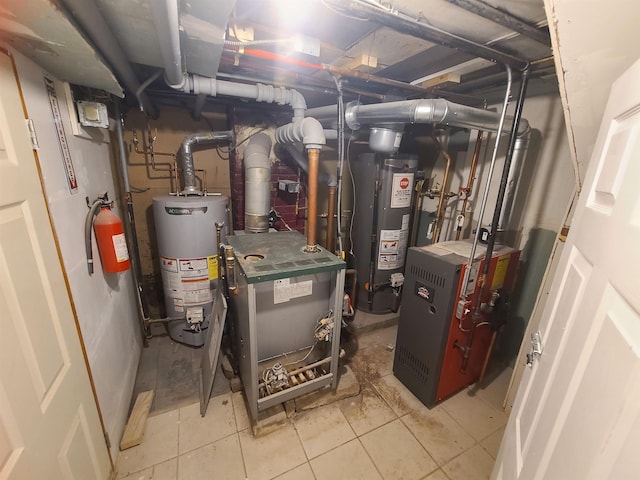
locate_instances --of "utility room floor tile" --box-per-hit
[442,444,495,480]
[338,382,397,436]
[177,434,245,480]
[401,405,475,466]
[310,439,383,480]
[239,423,307,480]
[294,404,356,459]
[272,462,316,480]
[116,409,179,478]
[440,389,508,442]
[178,394,236,454]
[360,419,438,480]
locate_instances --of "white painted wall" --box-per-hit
[544,0,640,185]
[11,48,141,460]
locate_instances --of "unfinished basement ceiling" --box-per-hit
[0,0,555,110]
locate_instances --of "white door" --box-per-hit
[493,58,640,479]
[0,50,112,479]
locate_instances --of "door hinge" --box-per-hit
[104,431,111,449]
[25,118,40,150]
[526,331,543,367]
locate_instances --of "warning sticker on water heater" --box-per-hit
[390,173,414,208]
[160,256,212,310]
[378,229,409,270]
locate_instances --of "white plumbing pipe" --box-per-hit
[174,74,307,121]
[244,133,273,233]
[274,117,326,150]
[151,0,184,88]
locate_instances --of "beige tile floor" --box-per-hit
[116,324,512,480]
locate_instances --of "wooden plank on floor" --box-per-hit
[120,390,154,450]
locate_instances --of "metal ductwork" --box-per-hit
[307,99,530,137]
[244,133,272,233]
[178,131,233,195]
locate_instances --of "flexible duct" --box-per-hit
[244,133,272,233]
[173,74,307,121]
[178,131,233,195]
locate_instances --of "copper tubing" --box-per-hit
[456,130,484,240]
[306,149,320,252]
[431,134,452,244]
[326,184,337,253]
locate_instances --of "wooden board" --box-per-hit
[120,390,154,450]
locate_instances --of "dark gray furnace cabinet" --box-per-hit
[227,231,346,421]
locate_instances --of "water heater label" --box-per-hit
[165,206,208,215]
[390,173,414,208]
[161,256,212,309]
[274,278,313,304]
[378,228,409,270]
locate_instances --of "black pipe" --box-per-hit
[114,102,151,341]
[56,0,158,117]
[443,0,551,46]
[367,159,381,311]
[461,67,530,372]
[343,0,528,70]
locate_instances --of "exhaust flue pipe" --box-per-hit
[178,131,233,195]
[244,133,273,233]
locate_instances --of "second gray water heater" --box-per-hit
[353,153,418,313]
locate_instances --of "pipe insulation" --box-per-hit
[306,99,529,137]
[151,0,183,87]
[174,74,307,120]
[244,133,273,233]
[178,131,233,195]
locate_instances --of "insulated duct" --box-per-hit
[173,74,307,121]
[244,133,273,233]
[178,131,233,195]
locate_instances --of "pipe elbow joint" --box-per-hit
[275,117,326,149]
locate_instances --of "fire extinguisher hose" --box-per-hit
[85,198,104,275]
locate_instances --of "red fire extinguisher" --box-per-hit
[86,193,130,275]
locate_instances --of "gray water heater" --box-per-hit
[353,153,418,313]
[153,195,228,346]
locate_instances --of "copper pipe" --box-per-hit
[456,130,484,240]
[326,184,337,253]
[431,134,452,244]
[306,149,320,252]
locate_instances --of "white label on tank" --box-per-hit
[161,256,212,307]
[393,132,403,148]
[401,214,410,230]
[390,173,414,208]
[112,233,129,262]
[274,278,313,304]
[378,230,401,270]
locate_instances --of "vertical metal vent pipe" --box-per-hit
[178,131,233,195]
[244,133,273,233]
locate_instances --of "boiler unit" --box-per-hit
[352,153,418,313]
[153,194,229,347]
[393,240,519,406]
[226,231,345,421]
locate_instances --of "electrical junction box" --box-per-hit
[226,231,345,421]
[393,240,519,407]
[77,101,109,128]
